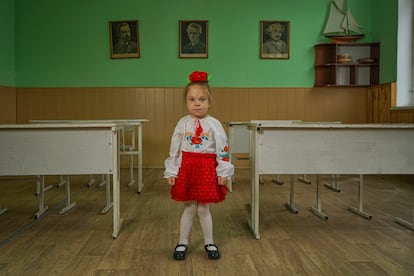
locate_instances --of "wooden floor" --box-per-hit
[0,169,413,275]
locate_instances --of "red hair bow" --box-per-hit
[188,71,209,83]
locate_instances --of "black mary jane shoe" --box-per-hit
[173,244,188,260]
[204,244,220,260]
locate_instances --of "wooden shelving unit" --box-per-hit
[314,42,380,87]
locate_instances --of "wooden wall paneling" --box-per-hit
[306,87,326,122]
[261,88,275,120]
[249,88,261,120]
[284,88,297,120]
[78,88,98,119]
[143,88,157,167]
[253,89,266,120]
[294,88,306,120]
[210,87,230,124]
[259,88,270,120]
[339,88,367,123]
[0,86,16,124]
[303,88,316,121]
[223,87,234,123]
[15,86,375,168]
[366,82,414,123]
[261,88,275,119]
[236,89,250,122]
[98,88,124,119]
[17,88,79,122]
[379,85,391,123]
[154,88,169,168]
[17,88,38,122]
[133,88,150,167]
[366,87,374,123]
[16,89,37,122]
[133,88,149,117]
[163,87,177,159]
[46,88,76,120]
[390,110,414,122]
[371,86,380,123]
[326,88,345,121]
[317,87,367,123]
[226,88,241,122]
[277,88,289,119]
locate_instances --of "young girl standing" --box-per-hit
[164,71,234,260]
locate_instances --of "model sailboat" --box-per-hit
[323,0,364,42]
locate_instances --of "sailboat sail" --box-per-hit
[345,9,362,33]
[323,0,363,37]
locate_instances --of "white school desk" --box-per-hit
[30,119,148,193]
[227,120,301,191]
[0,123,123,238]
[247,123,414,239]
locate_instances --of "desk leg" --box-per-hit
[112,129,123,238]
[248,128,260,239]
[298,174,311,184]
[34,176,48,218]
[227,176,233,193]
[99,174,107,187]
[395,191,414,231]
[284,175,298,214]
[87,174,96,187]
[348,175,372,219]
[128,153,135,187]
[59,176,76,214]
[137,124,144,193]
[272,174,284,185]
[101,174,113,214]
[57,175,67,188]
[35,175,53,195]
[0,201,8,215]
[324,174,341,192]
[248,172,260,239]
[310,175,328,220]
[126,127,136,187]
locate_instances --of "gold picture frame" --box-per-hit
[109,20,140,59]
[260,20,290,59]
[179,20,208,58]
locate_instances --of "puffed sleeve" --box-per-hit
[163,120,184,178]
[213,120,234,177]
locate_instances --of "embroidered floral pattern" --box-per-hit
[185,132,208,148]
[219,145,230,161]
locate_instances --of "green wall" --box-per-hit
[0,0,15,86]
[7,0,395,87]
[373,0,398,84]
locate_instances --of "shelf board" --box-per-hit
[315,84,372,88]
[315,63,378,67]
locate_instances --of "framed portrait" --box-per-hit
[109,20,140,59]
[179,20,208,58]
[260,21,290,59]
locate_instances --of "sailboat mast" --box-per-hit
[344,0,349,34]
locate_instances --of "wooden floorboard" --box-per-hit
[0,169,413,275]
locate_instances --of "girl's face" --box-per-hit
[186,84,210,119]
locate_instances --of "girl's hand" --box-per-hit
[168,177,176,186]
[217,176,227,186]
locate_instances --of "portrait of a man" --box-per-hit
[110,20,140,59]
[260,21,290,59]
[179,20,208,58]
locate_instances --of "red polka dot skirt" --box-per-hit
[170,151,227,204]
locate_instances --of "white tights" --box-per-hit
[179,201,214,246]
